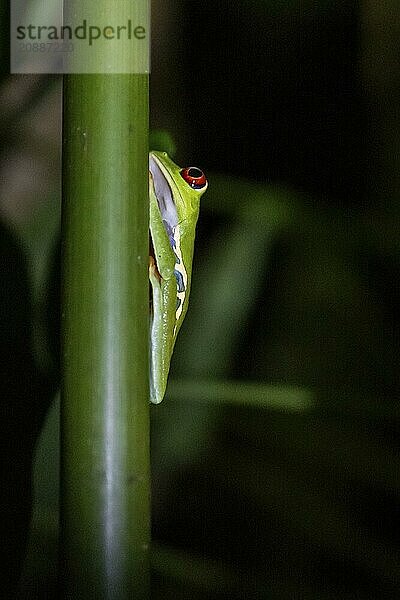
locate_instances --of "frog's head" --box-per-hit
[149,151,207,230]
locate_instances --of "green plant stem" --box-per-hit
[60,72,150,598]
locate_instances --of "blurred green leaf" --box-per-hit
[150,129,177,156]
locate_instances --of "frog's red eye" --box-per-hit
[180,167,207,189]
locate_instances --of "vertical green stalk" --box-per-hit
[60,69,149,598]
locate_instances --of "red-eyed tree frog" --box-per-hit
[149,151,207,404]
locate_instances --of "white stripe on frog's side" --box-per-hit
[172,224,188,330]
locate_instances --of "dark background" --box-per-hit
[0,1,399,598]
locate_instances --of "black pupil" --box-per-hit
[188,167,203,178]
